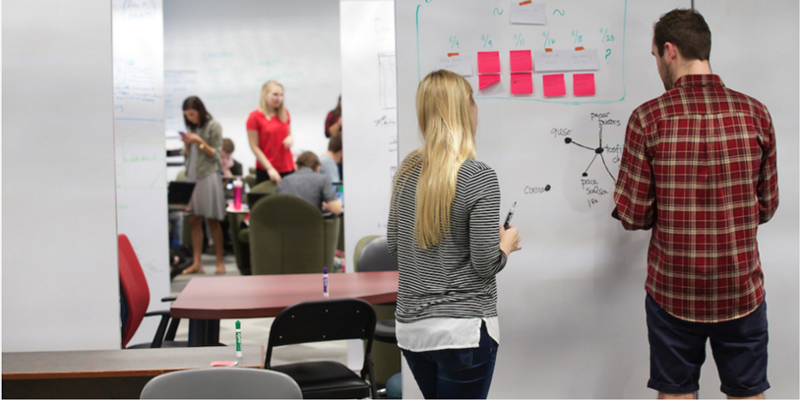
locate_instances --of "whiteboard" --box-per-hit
[340,0,399,371]
[396,0,798,398]
[340,0,398,278]
[112,0,171,348]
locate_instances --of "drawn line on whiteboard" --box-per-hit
[115,118,164,122]
[563,117,620,182]
[553,9,565,16]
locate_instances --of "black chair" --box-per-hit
[354,236,398,344]
[265,298,377,399]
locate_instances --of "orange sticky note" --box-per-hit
[510,73,533,94]
[510,50,532,72]
[575,46,584,51]
[479,74,501,90]
[543,74,566,97]
[477,51,501,73]
[545,48,553,52]
[573,73,595,96]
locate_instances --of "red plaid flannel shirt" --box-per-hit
[614,75,779,323]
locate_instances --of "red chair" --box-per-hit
[118,234,186,348]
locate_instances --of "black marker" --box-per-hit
[503,201,517,229]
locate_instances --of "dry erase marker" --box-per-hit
[323,267,329,297]
[504,201,517,229]
[235,320,242,357]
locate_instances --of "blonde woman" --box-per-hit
[387,70,521,399]
[247,80,295,184]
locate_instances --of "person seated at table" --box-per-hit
[221,138,243,177]
[276,151,342,215]
[319,131,342,184]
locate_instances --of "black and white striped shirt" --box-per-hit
[388,153,507,323]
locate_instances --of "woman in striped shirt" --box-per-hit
[388,69,521,399]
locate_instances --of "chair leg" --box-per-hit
[363,353,377,399]
[150,314,170,348]
[165,318,181,341]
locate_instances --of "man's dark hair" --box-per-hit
[653,9,711,61]
[328,131,342,153]
[296,151,321,170]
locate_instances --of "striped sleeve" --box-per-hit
[467,167,506,278]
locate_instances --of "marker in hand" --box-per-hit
[504,201,517,229]
[323,267,329,297]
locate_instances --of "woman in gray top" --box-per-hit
[180,96,227,275]
[387,70,521,398]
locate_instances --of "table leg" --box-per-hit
[207,319,220,345]
[187,319,222,346]
[188,319,208,347]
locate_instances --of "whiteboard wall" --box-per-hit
[340,0,400,370]
[3,0,121,352]
[112,0,171,347]
[396,0,798,398]
[163,0,343,176]
[340,0,398,281]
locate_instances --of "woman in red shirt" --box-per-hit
[247,80,295,184]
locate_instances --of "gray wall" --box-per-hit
[2,0,121,351]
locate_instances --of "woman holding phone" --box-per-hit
[247,80,295,184]
[387,70,521,399]
[180,96,227,275]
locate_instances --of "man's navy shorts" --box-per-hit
[645,294,770,397]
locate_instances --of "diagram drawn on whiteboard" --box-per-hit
[564,112,622,182]
[558,112,623,208]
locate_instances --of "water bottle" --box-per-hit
[233,178,243,210]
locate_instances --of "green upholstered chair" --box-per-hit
[353,235,400,388]
[228,212,250,275]
[229,179,279,274]
[244,167,257,191]
[248,193,340,275]
[237,180,278,246]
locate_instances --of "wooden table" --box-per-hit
[171,271,398,346]
[2,345,264,398]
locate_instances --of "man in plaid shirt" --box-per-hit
[614,9,779,399]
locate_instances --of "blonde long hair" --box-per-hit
[395,70,477,249]
[258,80,287,122]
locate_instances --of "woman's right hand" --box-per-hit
[267,167,282,183]
[499,225,521,256]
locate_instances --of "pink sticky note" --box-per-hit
[573,73,596,96]
[509,50,532,72]
[543,74,566,97]
[510,73,533,94]
[479,74,501,90]
[477,52,501,74]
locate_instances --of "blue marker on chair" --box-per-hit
[323,267,329,297]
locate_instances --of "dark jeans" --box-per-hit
[402,322,498,399]
[255,168,294,185]
[646,294,770,397]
